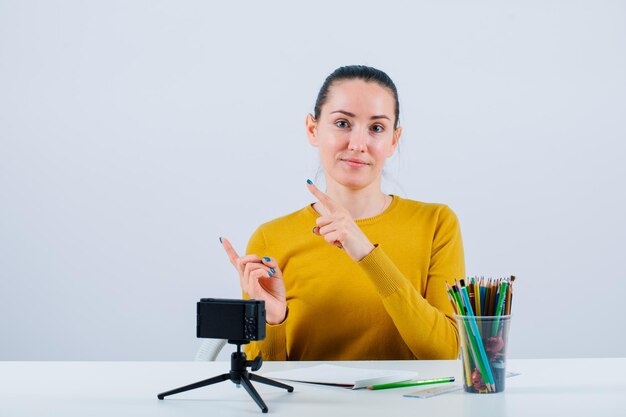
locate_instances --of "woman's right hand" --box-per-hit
[220,237,287,325]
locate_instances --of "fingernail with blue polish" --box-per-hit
[270,268,276,274]
[263,256,271,262]
[306,179,313,185]
[268,271,273,278]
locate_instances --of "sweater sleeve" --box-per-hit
[242,226,288,361]
[358,205,465,359]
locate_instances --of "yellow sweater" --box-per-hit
[244,195,465,360]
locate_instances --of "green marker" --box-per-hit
[367,377,455,390]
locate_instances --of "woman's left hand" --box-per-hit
[306,182,375,262]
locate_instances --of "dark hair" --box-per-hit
[313,65,400,129]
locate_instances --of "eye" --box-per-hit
[335,120,350,129]
[371,124,384,133]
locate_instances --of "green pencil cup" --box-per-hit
[455,315,512,394]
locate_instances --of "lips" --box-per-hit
[344,158,367,164]
[340,158,370,167]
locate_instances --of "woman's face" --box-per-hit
[306,79,402,191]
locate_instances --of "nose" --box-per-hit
[347,127,368,153]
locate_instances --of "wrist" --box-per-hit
[353,242,376,262]
[267,306,288,326]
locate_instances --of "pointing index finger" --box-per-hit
[220,237,240,266]
[306,180,338,213]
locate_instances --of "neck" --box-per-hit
[321,178,389,219]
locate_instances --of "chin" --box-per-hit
[333,174,373,190]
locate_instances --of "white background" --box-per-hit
[1,0,624,360]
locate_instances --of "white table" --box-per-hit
[1,359,624,416]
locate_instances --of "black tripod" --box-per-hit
[157,340,294,413]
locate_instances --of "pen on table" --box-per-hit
[367,377,455,390]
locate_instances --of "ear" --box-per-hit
[306,113,319,147]
[388,126,402,157]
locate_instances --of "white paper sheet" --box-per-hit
[262,364,419,389]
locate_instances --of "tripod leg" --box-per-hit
[239,373,269,413]
[249,373,295,392]
[157,373,229,399]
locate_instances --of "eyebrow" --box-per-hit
[330,110,391,121]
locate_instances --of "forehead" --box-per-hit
[323,79,395,117]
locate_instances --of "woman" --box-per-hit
[220,65,464,360]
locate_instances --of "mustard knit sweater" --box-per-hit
[244,195,465,361]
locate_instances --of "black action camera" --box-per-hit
[197,298,266,342]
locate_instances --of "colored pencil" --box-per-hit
[367,377,455,390]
